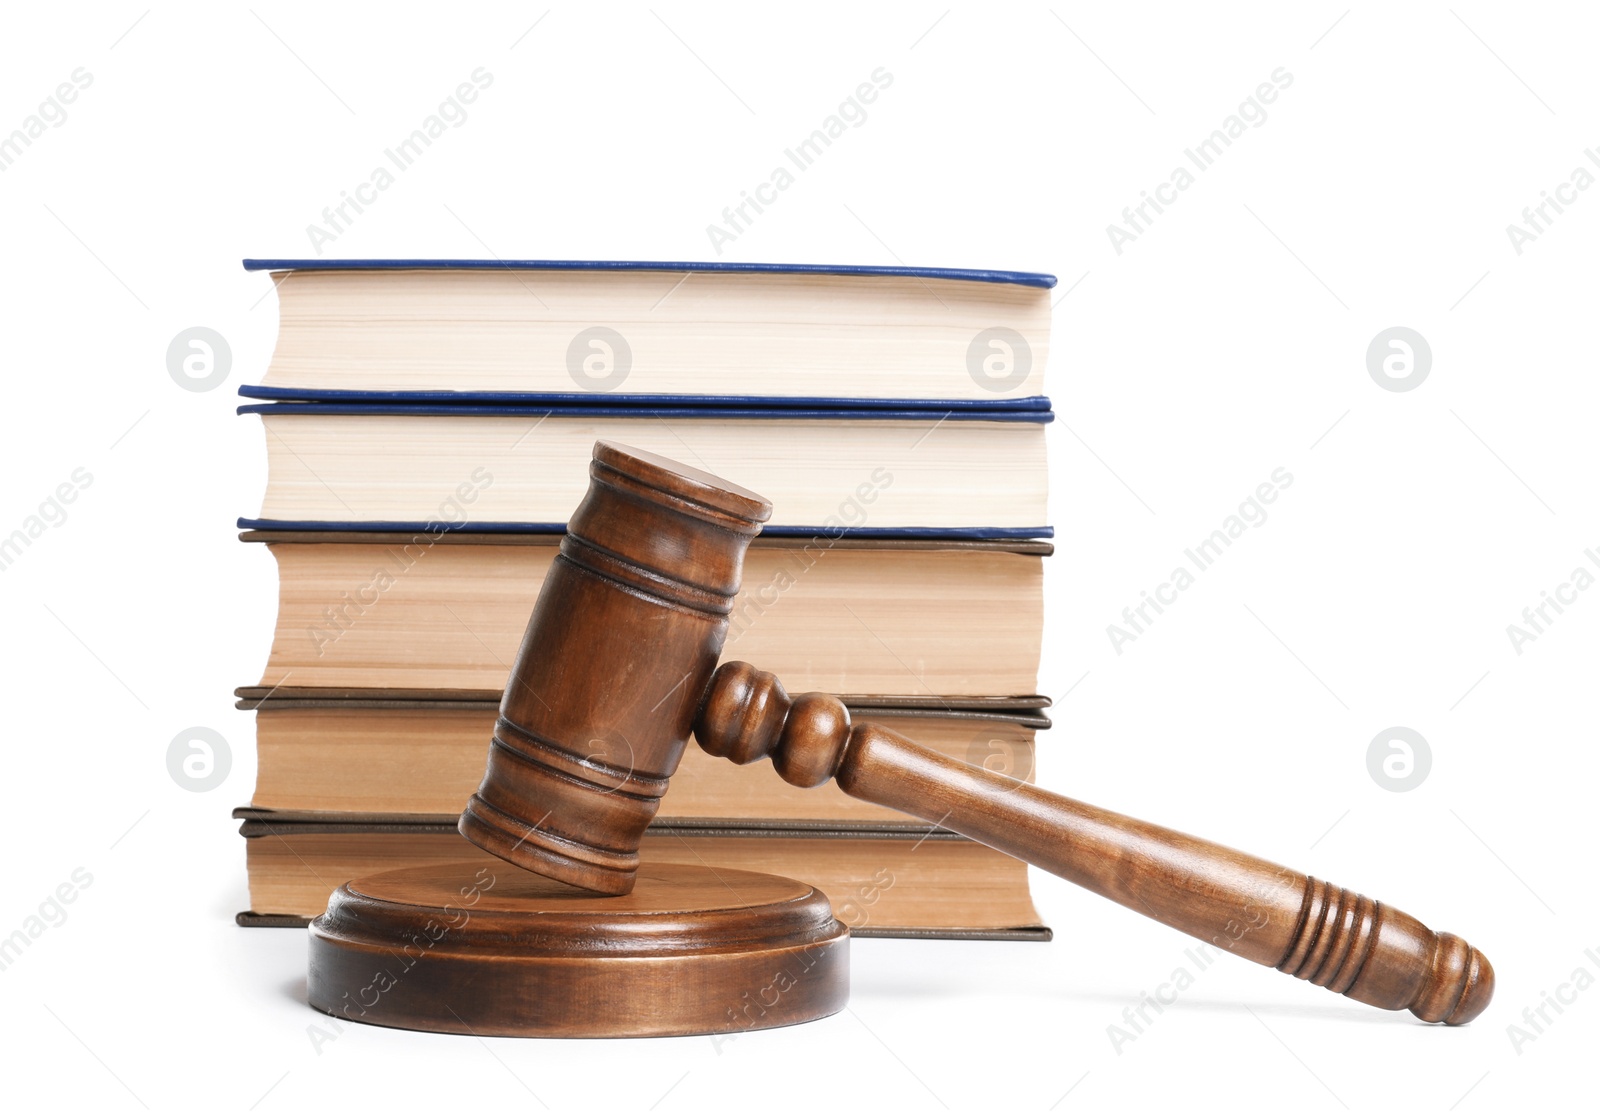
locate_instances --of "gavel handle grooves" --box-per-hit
[695,665,1493,1025]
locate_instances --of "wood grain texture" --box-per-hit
[308,861,848,1038]
[463,440,1493,1025]
[698,664,1494,1024]
[459,441,771,893]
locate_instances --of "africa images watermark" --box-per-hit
[0,467,94,574]
[1106,939,1243,1054]
[1505,147,1600,255]
[725,467,894,647]
[0,68,93,173]
[167,727,232,793]
[1504,545,1600,654]
[710,867,894,1055]
[1505,942,1600,1056]
[309,468,494,655]
[308,864,498,1053]
[1106,67,1293,255]
[706,67,894,254]
[1106,468,1294,653]
[1105,871,1296,1055]
[0,868,94,973]
[306,67,494,253]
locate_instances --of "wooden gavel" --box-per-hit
[459,441,1492,1025]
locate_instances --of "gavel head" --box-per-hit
[458,441,771,894]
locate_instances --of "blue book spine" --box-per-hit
[238,402,1052,423]
[238,518,1053,540]
[238,386,1053,413]
[241,258,1057,289]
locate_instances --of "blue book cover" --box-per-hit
[242,258,1058,289]
[238,401,1054,423]
[241,259,1054,539]
[237,385,1053,414]
[236,518,1053,541]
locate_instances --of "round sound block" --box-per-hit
[308,860,849,1038]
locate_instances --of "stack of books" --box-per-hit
[235,259,1058,939]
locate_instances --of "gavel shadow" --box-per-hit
[1058,990,1401,1026]
[282,962,1391,1031]
[853,973,1401,1026]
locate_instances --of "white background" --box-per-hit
[0,2,1593,1115]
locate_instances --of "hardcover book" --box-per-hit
[242,694,1048,821]
[239,404,1051,538]
[241,259,1055,405]
[237,812,1050,940]
[247,533,1047,696]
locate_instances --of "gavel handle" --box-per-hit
[696,665,1494,1024]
